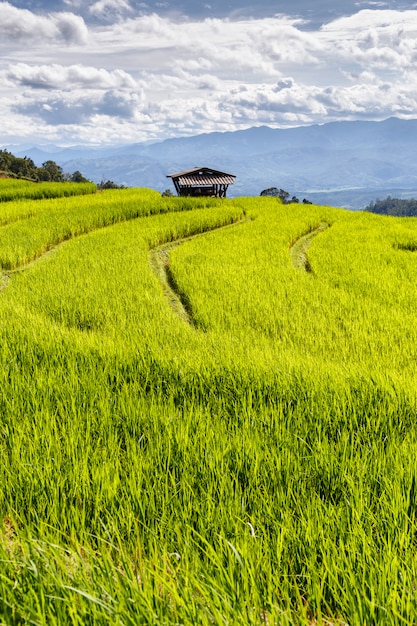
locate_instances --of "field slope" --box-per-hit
[0,185,416,625]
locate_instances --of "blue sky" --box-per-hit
[7,1,414,24]
[1,0,417,145]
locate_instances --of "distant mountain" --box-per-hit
[6,118,417,210]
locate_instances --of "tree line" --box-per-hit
[364,196,417,217]
[0,149,89,183]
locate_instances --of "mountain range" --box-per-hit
[6,117,417,210]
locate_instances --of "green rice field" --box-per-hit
[0,181,417,624]
[0,178,97,203]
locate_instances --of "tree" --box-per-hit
[70,170,90,183]
[0,150,14,173]
[41,160,64,182]
[260,187,290,203]
[98,180,126,190]
[260,187,279,197]
[9,156,37,179]
[260,187,312,204]
[0,149,89,183]
[364,196,417,216]
[161,189,174,197]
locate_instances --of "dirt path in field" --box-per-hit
[290,222,329,272]
[149,218,248,326]
[0,213,248,312]
[150,241,196,325]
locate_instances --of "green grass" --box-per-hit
[0,190,416,624]
[0,178,97,202]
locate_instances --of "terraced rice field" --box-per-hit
[0,182,417,624]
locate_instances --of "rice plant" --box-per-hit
[0,189,416,624]
[0,178,97,202]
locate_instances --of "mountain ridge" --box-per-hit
[5,117,417,209]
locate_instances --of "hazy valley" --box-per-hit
[6,117,417,210]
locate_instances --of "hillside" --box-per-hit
[1,182,417,623]
[0,148,90,183]
[7,117,417,209]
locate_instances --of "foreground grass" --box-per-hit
[0,191,416,624]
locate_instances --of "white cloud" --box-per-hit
[318,9,417,71]
[63,0,84,8]
[96,14,315,77]
[0,2,88,44]
[2,6,417,144]
[320,9,417,33]
[89,0,133,18]
[7,63,137,90]
[13,89,142,125]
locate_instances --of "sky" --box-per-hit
[2,0,417,146]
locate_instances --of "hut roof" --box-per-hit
[167,167,236,187]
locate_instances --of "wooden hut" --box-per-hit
[167,167,236,198]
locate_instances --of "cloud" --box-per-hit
[3,5,417,144]
[219,75,417,126]
[101,13,313,73]
[7,63,137,90]
[14,89,142,125]
[0,1,88,44]
[89,0,133,18]
[318,9,417,70]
